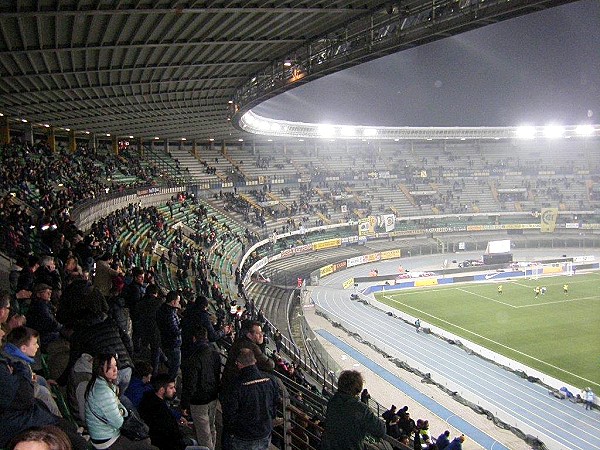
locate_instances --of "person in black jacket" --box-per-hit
[66,312,134,394]
[156,291,182,382]
[0,352,87,450]
[25,283,64,350]
[180,295,231,358]
[220,348,279,450]
[132,284,164,373]
[180,326,221,450]
[138,374,195,450]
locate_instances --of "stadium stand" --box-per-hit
[1,131,600,450]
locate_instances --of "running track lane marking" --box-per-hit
[314,329,511,450]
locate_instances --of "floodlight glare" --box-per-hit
[575,124,594,136]
[340,126,356,137]
[317,124,335,138]
[515,126,536,139]
[269,123,281,132]
[362,128,377,137]
[543,124,565,138]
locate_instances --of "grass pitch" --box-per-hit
[375,272,600,389]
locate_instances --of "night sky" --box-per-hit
[254,0,600,127]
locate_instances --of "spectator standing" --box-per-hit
[360,388,371,405]
[94,253,122,298]
[221,320,274,388]
[220,348,279,450]
[181,326,221,450]
[273,329,283,354]
[156,291,183,382]
[446,435,466,450]
[132,284,163,373]
[320,370,386,450]
[180,295,231,358]
[67,313,135,395]
[436,430,451,450]
[381,405,397,424]
[585,388,595,410]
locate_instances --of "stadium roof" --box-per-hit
[0,0,578,144]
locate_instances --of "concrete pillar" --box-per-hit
[221,140,226,155]
[112,135,119,155]
[192,140,198,157]
[138,137,143,157]
[28,123,34,146]
[0,116,9,145]
[48,127,56,152]
[91,133,97,154]
[69,130,76,153]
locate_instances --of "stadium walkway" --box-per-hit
[307,250,600,450]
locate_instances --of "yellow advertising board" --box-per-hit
[342,278,355,289]
[319,264,334,278]
[381,249,401,260]
[414,279,439,287]
[313,238,341,251]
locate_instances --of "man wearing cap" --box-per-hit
[25,283,65,350]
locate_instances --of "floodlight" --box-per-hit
[129,135,134,139]
[575,124,594,136]
[270,123,281,132]
[21,119,27,123]
[0,113,3,116]
[317,124,335,138]
[154,136,160,140]
[515,126,536,139]
[362,128,377,137]
[340,126,356,137]
[283,59,292,67]
[65,128,70,131]
[543,124,564,138]
[181,137,186,141]
[238,138,244,142]
[106,133,111,137]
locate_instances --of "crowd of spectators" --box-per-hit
[3,136,598,450]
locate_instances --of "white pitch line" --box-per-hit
[516,295,600,308]
[454,287,518,308]
[381,294,600,387]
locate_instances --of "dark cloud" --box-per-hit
[254,0,600,127]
